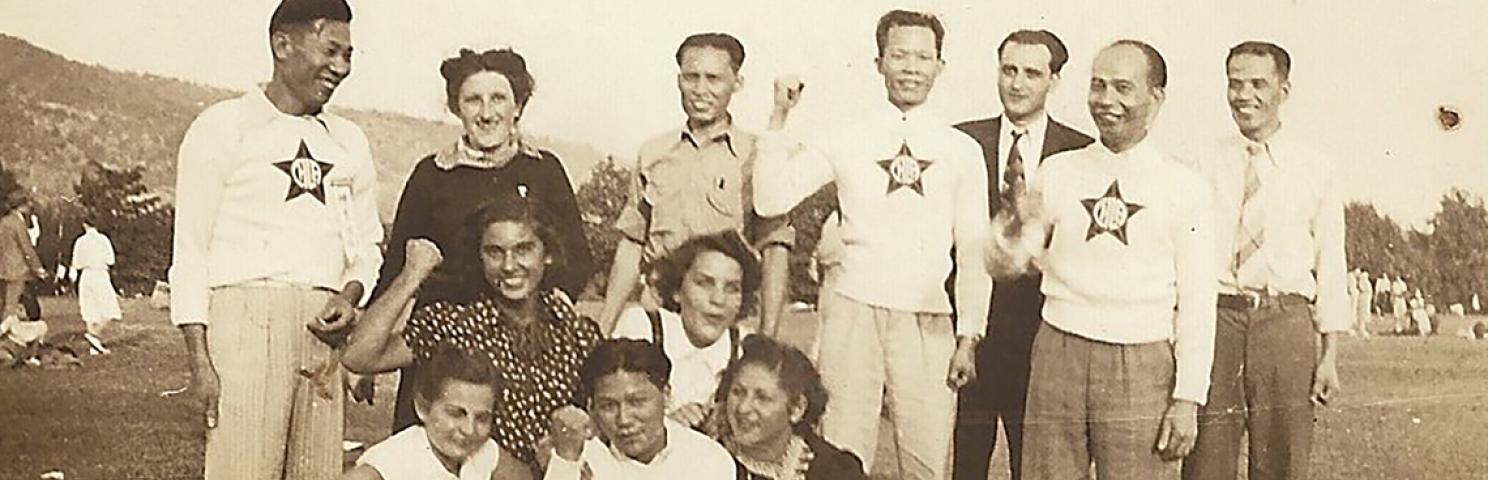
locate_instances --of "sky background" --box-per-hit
[2,0,1484,227]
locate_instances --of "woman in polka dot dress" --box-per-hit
[344,197,602,475]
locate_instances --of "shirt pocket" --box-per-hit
[704,172,744,218]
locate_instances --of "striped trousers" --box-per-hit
[205,285,343,480]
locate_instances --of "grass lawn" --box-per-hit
[1,297,1485,479]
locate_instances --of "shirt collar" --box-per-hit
[1000,114,1049,147]
[433,134,541,171]
[1233,123,1286,167]
[874,98,944,125]
[678,117,746,158]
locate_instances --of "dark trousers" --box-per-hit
[1183,302,1316,480]
[954,275,1041,480]
[22,281,41,321]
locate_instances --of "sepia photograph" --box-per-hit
[0,0,1485,478]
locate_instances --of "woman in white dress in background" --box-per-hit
[71,219,121,354]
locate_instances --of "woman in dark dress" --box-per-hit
[344,198,602,476]
[711,335,867,480]
[374,47,595,433]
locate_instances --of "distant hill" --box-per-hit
[0,34,607,221]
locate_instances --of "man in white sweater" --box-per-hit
[1006,40,1216,479]
[753,9,991,479]
[168,0,383,477]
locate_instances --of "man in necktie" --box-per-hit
[950,29,1093,480]
[1183,41,1348,480]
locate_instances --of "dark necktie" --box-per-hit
[1004,130,1027,200]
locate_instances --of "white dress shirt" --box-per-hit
[612,307,745,410]
[1193,126,1350,333]
[168,88,384,326]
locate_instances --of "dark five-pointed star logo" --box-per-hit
[1081,180,1144,245]
[273,140,335,204]
[877,142,933,195]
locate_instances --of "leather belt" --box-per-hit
[1217,292,1311,311]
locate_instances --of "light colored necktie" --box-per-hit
[1233,142,1270,289]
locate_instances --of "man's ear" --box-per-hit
[269,30,296,62]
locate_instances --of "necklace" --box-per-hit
[731,434,812,480]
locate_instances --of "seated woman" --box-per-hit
[344,197,603,475]
[711,335,866,480]
[611,231,761,427]
[376,46,594,434]
[344,348,531,480]
[543,339,736,479]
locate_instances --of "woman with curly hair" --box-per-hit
[711,335,866,480]
[345,197,601,476]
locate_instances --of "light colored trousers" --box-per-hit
[817,292,957,480]
[205,285,343,480]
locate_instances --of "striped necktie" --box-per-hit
[1233,142,1270,289]
[1004,130,1027,201]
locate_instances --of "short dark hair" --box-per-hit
[1227,41,1292,81]
[580,339,672,404]
[413,347,503,404]
[451,192,565,300]
[441,48,537,113]
[1110,39,1167,88]
[875,9,945,57]
[999,30,1070,75]
[268,0,351,35]
[713,335,829,435]
[653,230,762,316]
[675,33,746,73]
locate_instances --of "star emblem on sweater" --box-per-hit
[273,140,335,204]
[1081,180,1144,245]
[877,142,933,195]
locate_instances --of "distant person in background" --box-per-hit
[1391,275,1409,320]
[343,348,533,480]
[1409,290,1431,336]
[70,218,122,355]
[21,206,43,321]
[1,198,45,324]
[1374,273,1391,316]
[711,335,867,480]
[1353,269,1372,338]
[168,0,384,476]
[596,32,793,337]
[374,46,593,435]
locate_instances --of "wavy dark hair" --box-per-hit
[440,48,536,114]
[652,230,761,317]
[449,194,565,300]
[712,335,829,436]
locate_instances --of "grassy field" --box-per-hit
[1,297,1485,479]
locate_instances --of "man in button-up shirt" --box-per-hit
[1183,41,1346,480]
[168,1,382,477]
[598,32,792,337]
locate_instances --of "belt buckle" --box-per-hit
[1245,291,1263,310]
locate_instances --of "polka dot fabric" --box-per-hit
[403,289,602,472]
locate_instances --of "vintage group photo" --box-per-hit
[0,0,1484,479]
